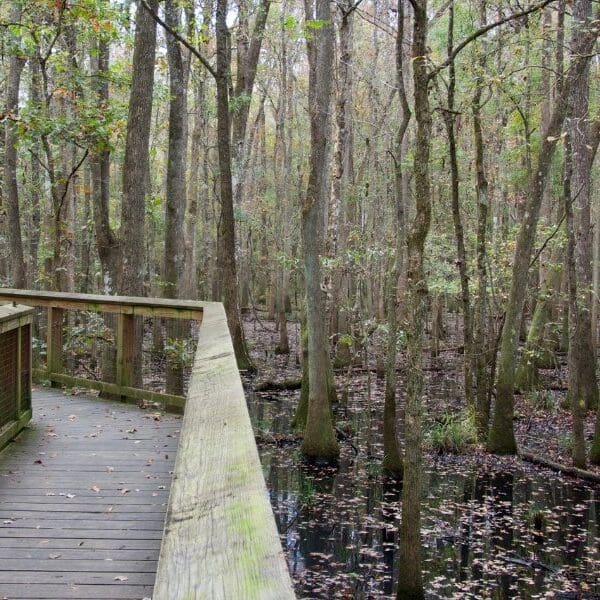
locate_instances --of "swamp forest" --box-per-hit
[0,0,600,597]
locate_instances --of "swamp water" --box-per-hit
[248,388,600,599]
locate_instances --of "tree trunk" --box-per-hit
[397,1,429,597]
[383,0,410,478]
[488,5,599,454]
[215,0,254,371]
[567,0,598,414]
[442,2,473,409]
[472,2,490,438]
[164,0,190,395]
[564,136,587,469]
[4,4,27,288]
[300,0,339,462]
[119,0,158,386]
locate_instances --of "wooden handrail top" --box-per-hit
[0,304,34,325]
[0,289,212,320]
[153,303,295,600]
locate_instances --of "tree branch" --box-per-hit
[428,0,558,80]
[139,0,217,80]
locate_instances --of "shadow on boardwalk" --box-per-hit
[0,387,180,599]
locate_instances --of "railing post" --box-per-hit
[47,307,64,387]
[116,313,135,399]
[16,324,22,414]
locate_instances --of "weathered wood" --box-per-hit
[116,313,135,396]
[0,583,154,599]
[520,449,600,482]
[47,306,64,387]
[153,303,295,600]
[0,388,179,599]
[0,288,205,320]
[0,410,32,453]
[0,304,33,450]
[32,369,186,408]
[0,290,206,409]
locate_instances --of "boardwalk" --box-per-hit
[0,387,180,600]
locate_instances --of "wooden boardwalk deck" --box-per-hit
[0,387,180,600]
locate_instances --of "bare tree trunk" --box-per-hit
[300,0,339,462]
[91,38,119,293]
[564,135,587,468]
[163,0,190,395]
[383,0,410,478]
[4,3,27,288]
[488,4,599,454]
[215,0,254,371]
[472,1,490,438]
[330,0,354,368]
[442,1,473,409]
[397,1,429,597]
[567,0,598,414]
[517,2,566,391]
[119,0,158,386]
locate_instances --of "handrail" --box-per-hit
[0,288,203,319]
[0,288,205,408]
[0,304,33,451]
[153,302,295,599]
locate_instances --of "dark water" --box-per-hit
[248,389,600,599]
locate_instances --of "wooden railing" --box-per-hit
[0,290,294,596]
[0,304,33,450]
[0,289,204,409]
[153,302,295,599]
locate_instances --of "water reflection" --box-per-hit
[249,391,600,599]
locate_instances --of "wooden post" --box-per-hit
[116,313,135,399]
[47,307,64,388]
[16,324,22,415]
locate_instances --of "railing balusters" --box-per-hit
[0,289,203,409]
[116,313,135,398]
[46,306,64,387]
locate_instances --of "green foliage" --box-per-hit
[165,338,195,369]
[229,92,252,114]
[276,251,300,272]
[426,412,477,454]
[304,19,330,31]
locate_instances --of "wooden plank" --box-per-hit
[46,307,64,388]
[1,519,166,530]
[32,370,186,408]
[0,304,33,328]
[0,388,179,598]
[0,583,154,599]
[116,313,135,398]
[0,410,32,452]
[153,303,295,600]
[0,559,157,573]
[0,288,206,320]
[0,537,161,550]
[0,547,158,560]
[0,528,164,541]
[0,572,155,585]
[0,508,166,518]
